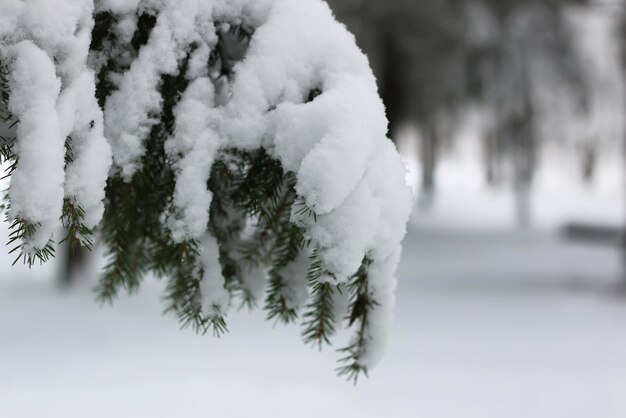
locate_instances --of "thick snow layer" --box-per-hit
[2,0,112,238]
[1,0,412,370]
[55,1,112,229]
[58,70,112,228]
[7,41,65,247]
[165,77,221,242]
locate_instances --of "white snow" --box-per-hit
[55,1,112,229]
[59,70,112,228]
[2,0,112,236]
[1,224,625,418]
[165,77,221,242]
[6,41,65,247]
[198,234,229,318]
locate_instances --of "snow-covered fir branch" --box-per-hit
[0,0,412,380]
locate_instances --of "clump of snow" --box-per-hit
[165,77,221,242]
[199,234,230,319]
[276,251,311,312]
[58,70,112,228]
[360,246,402,367]
[2,0,112,240]
[6,41,65,247]
[55,2,112,228]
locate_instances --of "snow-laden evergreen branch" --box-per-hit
[0,0,412,380]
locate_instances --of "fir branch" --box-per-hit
[60,139,94,252]
[97,235,145,303]
[208,149,307,315]
[6,218,55,267]
[0,59,17,181]
[98,50,193,303]
[260,173,307,323]
[336,257,375,384]
[0,62,52,268]
[301,250,338,348]
[162,239,226,336]
[264,224,306,323]
[208,153,250,296]
[265,270,299,324]
[293,197,318,223]
[60,198,94,252]
[0,141,17,180]
[0,59,11,122]
[157,237,228,337]
[97,177,145,302]
[91,11,125,108]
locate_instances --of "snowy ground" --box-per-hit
[1,224,626,418]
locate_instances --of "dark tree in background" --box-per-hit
[328,0,468,205]
[620,2,626,280]
[328,0,593,225]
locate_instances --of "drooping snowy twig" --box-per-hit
[0,0,412,380]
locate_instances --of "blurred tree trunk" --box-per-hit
[580,142,596,183]
[499,92,536,229]
[58,240,87,289]
[620,7,626,287]
[379,33,407,142]
[418,122,439,209]
[483,128,501,187]
[512,127,536,229]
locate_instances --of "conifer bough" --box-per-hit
[0,0,412,381]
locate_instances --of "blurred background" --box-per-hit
[2,0,626,417]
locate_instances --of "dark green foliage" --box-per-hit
[0,60,16,166]
[206,148,307,320]
[61,138,94,252]
[6,219,56,267]
[90,11,117,52]
[206,154,250,294]
[337,257,375,384]
[96,176,145,302]
[95,49,181,302]
[61,198,94,251]
[97,47,191,304]
[91,11,120,109]
[302,250,337,347]
[131,13,158,51]
[161,239,228,337]
[0,61,11,123]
